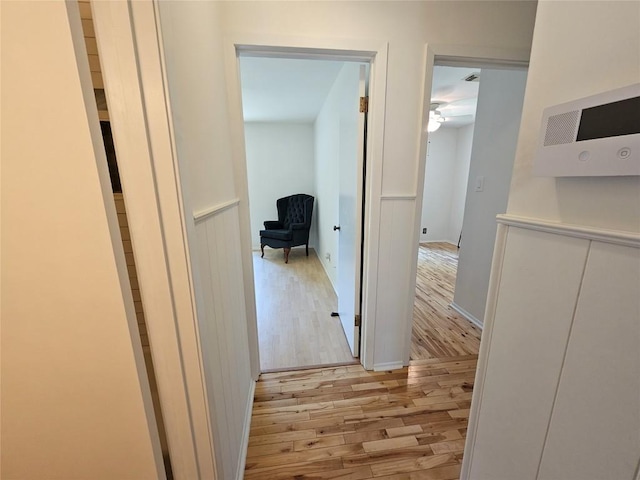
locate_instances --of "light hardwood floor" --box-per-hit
[254,247,355,371]
[411,243,481,360]
[245,354,477,479]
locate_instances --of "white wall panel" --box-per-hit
[448,125,474,244]
[453,68,528,325]
[538,241,640,479]
[373,198,417,369]
[244,122,316,250]
[506,1,640,232]
[468,227,589,479]
[194,206,253,479]
[421,128,458,242]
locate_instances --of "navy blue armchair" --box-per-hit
[260,194,314,263]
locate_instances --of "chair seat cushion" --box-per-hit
[260,229,292,241]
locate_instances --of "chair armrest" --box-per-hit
[264,220,283,229]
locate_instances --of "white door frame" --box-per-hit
[91,1,218,478]
[222,34,389,374]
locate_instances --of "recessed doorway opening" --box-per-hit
[237,54,369,372]
[411,60,529,362]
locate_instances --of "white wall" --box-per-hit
[221,1,537,368]
[421,128,458,242]
[448,124,474,243]
[1,2,163,478]
[420,127,472,244]
[157,2,254,478]
[453,68,528,325]
[314,63,360,289]
[244,122,316,250]
[463,2,640,479]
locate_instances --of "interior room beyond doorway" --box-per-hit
[412,65,482,361]
[240,56,366,371]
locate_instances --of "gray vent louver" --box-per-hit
[463,72,481,82]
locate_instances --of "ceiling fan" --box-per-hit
[427,99,477,132]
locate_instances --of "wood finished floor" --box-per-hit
[245,355,477,479]
[411,243,481,360]
[254,248,355,371]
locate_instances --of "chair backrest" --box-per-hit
[277,194,314,229]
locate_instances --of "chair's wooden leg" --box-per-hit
[261,244,264,258]
[306,244,309,256]
[284,247,291,264]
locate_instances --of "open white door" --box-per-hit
[336,64,367,357]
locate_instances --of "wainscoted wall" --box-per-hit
[463,217,640,479]
[193,201,254,480]
[373,196,418,370]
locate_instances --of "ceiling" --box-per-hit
[430,66,480,128]
[239,56,346,122]
[239,58,480,128]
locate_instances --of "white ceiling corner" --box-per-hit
[239,56,346,123]
[431,66,480,128]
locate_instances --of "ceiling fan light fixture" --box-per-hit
[427,109,445,132]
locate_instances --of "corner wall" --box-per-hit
[453,67,528,325]
[420,128,458,242]
[448,124,474,243]
[244,122,317,250]
[420,126,472,244]
[463,2,640,478]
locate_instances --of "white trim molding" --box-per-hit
[222,33,389,373]
[373,362,405,372]
[460,221,509,479]
[193,198,240,222]
[450,302,483,330]
[497,214,640,248]
[380,194,416,201]
[235,380,256,480]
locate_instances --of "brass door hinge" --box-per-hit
[359,96,369,113]
[355,314,361,327]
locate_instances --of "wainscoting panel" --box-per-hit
[463,217,640,480]
[466,227,590,479]
[538,241,640,479]
[194,203,253,479]
[373,197,417,370]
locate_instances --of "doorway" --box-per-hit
[411,60,529,361]
[412,65,482,360]
[237,55,368,371]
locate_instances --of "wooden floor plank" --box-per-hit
[254,249,354,371]
[411,243,481,360]
[245,244,483,479]
[246,356,477,479]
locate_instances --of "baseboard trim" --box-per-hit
[450,302,484,330]
[260,360,359,375]
[236,379,255,480]
[317,253,338,296]
[373,361,405,372]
